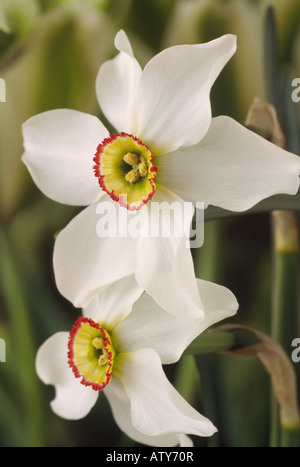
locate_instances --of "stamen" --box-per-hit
[125,170,141,183]
[123,152,140,166]
[123,152,149,184]
[138,156,148,177]
[98,353,109,366]
[92,337,104,349]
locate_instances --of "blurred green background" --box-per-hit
[0,0,300,447]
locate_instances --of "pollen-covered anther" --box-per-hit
[123,152,140,166]
[98,353,109,366]
[138,156,148,177]
[92,337,104,349]
[125,169,141,183]
[123,152,149,184]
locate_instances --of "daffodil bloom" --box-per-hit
[22,31,300,318]
[36,275,238,447]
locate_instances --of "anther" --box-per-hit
[98,353,109,366]
[92,337,104,349]
[123,152,140,166]
[125,170,141,183]
[138,156,148,177]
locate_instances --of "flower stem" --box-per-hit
[271,211,299,351]
[173,355,200,406]
[270,210,300,446]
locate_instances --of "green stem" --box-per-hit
[271,247,299,350]
[0,228,45,447]
[270,210,300,447]
[281,426,300,448]
[173,355,199,404]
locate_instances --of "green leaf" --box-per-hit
[185,327,260,356]
[201,191,300,222]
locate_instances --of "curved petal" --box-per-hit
[83,274,144,329]
[22,109,108,206]
[115,349,216,438]
[36,332,98,420]
[114,278,238,364]
[96,30,142,134]
[158,116,300,211]
[53,200,138,308]
[136,35,236,155]
[104,377,193,447]
[135,186,203,319]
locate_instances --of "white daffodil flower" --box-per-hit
[22,30,300,318]
[36,275,238,447]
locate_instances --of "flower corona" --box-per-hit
[93,133,158,210]
[68,317,115,391]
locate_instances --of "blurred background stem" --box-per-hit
[270,211,300,446]
[0,228,45,446]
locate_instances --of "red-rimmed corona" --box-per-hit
[93,133,158,211]
[68,317,115,391]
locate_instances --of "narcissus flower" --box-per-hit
[36,275,238,447]
[22,30,300,317]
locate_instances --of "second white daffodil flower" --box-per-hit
[36,275,238,447]
[22,30,300,318]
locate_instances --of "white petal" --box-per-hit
[83,274,144,329]
[195,277,239,327]
[114,29,135,57]
[22,109,108,206]
[36,332,98,420]
[136,35,236,154]
[104,378,193,447]
[135,186,203,319]
[114,278,238,364]
[96,30,142,134]
[158,116,300,211]
[53,200,138,308]
[116,349,216,438]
